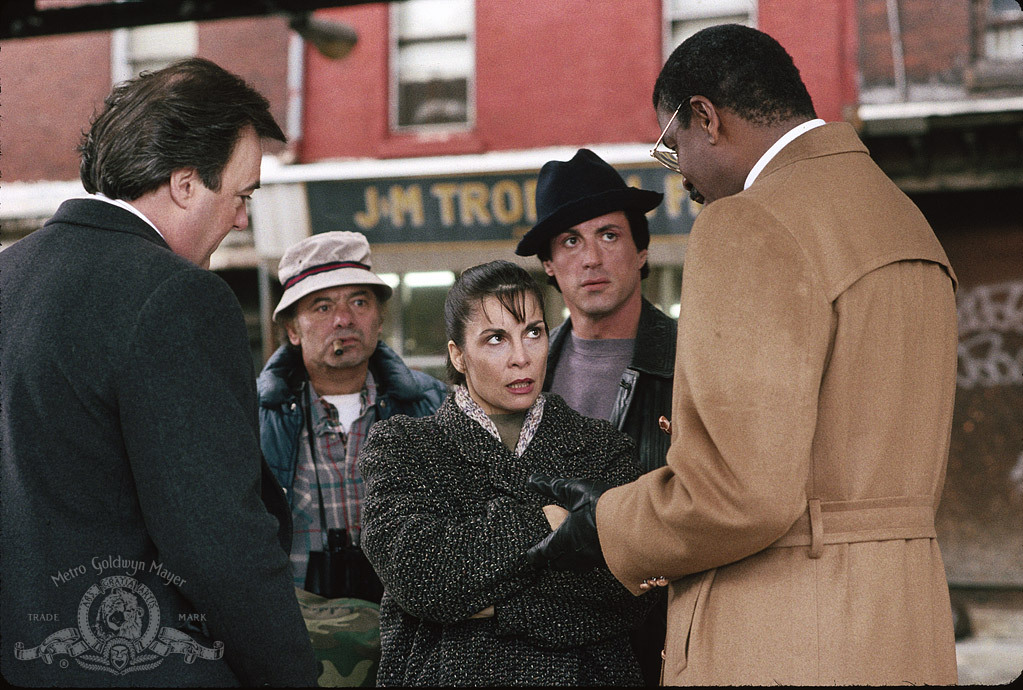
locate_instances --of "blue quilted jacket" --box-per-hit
[257,342,448,495]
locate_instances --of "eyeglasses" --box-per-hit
[650,103,682,173]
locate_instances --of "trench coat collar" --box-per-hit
[756,122,868,184]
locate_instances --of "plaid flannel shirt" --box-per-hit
[289,373,377,587]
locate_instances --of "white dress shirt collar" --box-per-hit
[744,119,827,190]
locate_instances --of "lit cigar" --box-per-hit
[332,338,345,356]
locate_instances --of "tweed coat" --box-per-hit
[0,200,317,686]
[360,393,651,686]
[596,123,959,685]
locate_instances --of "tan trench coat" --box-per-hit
[596,123,959,685]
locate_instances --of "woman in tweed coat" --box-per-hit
[360,261,651,686]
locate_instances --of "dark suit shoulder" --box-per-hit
[4,202,203,307]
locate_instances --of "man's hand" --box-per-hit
[470,605,495,619]
[526,474,609,571]
[541,504,569,530]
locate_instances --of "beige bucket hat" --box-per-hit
[273,231,393,320]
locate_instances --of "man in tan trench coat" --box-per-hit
[527,25,959,685]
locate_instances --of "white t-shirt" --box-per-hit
[321,393,363,433]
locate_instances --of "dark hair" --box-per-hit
[79,57,285,200]
[653,24,817,128]
[536,208,650,290]
[444,260,548,386]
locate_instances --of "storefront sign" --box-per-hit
[306,166,699,243]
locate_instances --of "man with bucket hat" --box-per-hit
[515,148,676,684]
[258,231,446,601]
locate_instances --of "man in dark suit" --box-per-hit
[1,58,318,686]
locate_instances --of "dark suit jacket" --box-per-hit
[0,199,318,687]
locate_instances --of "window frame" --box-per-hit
[110,20,197,86]
[661,0,757,60]
[969,0,1023,90]
[388,0,477,134]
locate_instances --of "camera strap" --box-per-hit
[303,384,332,551]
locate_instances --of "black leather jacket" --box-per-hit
[544,298,677,474]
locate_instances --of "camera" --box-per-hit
[304,528,384,603]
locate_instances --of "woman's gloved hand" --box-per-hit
[525,474,609,572]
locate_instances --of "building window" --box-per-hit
[111,21,197,85]
[981,0,1023,62]
[970,0,1023,89]
[664,0,756,57]
[391,0,474,131]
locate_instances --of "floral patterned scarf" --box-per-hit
[454,385,545,457]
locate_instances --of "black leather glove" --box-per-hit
[525,473,610,571]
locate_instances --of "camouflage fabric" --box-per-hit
[296,588,380,687]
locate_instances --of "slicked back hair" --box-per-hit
[79,57,285,201]
[653,24,817,128]
[444,260,548,386]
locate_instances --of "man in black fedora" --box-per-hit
[515,148,675,684]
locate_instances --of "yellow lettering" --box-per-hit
[522,179,538,223]
[354,186,381,229]
[490,179,523,225]
[388,185,425,228]
[459,183,492,225]
[430,183,459,226]
[624,174,660,219]
[663,175,687,219]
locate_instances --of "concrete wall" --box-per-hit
[0,32,112,182]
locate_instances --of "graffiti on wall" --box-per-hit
[957,280,1023,390]
[937,279,1023,585]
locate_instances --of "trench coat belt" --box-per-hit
[767,495,936,559]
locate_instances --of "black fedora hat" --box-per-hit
[515,148,663,257]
